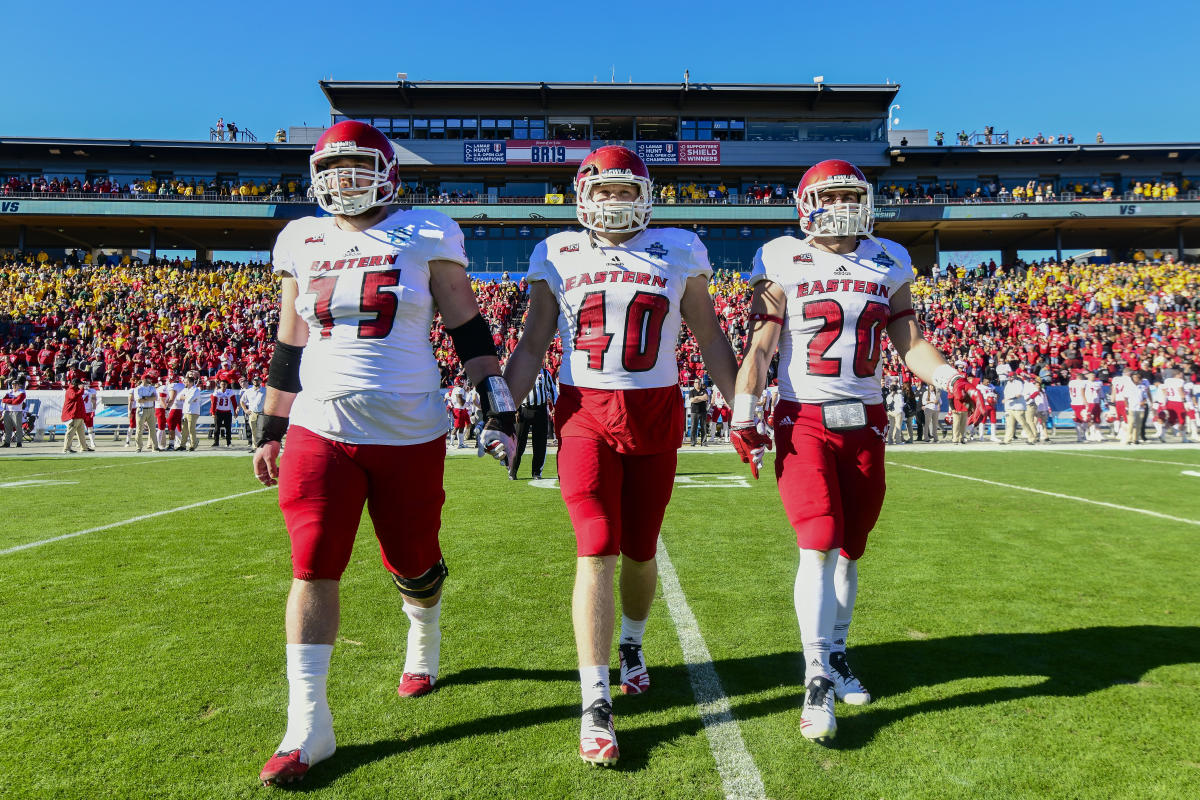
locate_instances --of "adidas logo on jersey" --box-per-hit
[343,245,361,257]
[608,255,624,266]
[834,265,851,275]
[776,416,794,426]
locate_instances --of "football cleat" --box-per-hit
[618,643,650,695]
[397,672,436,698]
[800,676,837,741]
[829,652,871,705]
[259,748,310,786]
[579,698,618,766]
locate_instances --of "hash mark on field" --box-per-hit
[0,487,273,556]
[888,461,1200,527]
[657,538,766,800]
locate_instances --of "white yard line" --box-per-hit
[656,538,767,800]
[11,458,172,479]
[887,461,1200,527]
[1043,450,1200,468]
[0,487,273,556]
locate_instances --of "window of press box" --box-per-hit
[548,120,590,140]
[681,119,744,141]
[513,118,546,139]
[480,119,515,139]
[391,118,411,139]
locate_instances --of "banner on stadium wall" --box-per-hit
[464,141,507,164]
[463,140,591,165]
[506,140,593,165]
[544,194,564,204]
[635,141,721,165]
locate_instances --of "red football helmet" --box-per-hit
[309,121,399,216]
[575,146,653,233]
[795,159,874,238]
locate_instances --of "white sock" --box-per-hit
[579,664,610,710]
[279,644,336,761]
[795,548,839,683]
[619,614,647,646]
[832,556,858,654]
[402,600,442,678]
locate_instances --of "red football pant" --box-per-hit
[557,436,676,562]
[1071,405,1086,424]
[1166,401,1185,426]
[166,409,183,432]
[1086,403,1101,423]
[154,408,167,430]
[278,425,446,581]
[773,400,887,560]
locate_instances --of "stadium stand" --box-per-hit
[1,255,1194,394]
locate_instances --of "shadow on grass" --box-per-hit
[281,625,1199,788]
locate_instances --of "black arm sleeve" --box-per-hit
[446,314,497,363]
[267,341,303,393]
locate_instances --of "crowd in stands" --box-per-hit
[3,176,312,201]
[0,253,1195,410]
[878,177,1190,203]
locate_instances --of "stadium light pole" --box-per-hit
[888,104,901,133]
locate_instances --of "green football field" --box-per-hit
[1,446,1198,800]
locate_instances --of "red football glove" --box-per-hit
[950,377,988,427]
[731,423,773,479]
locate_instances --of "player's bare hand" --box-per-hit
[252,441,282,486]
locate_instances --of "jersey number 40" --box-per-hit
[574,291,670,372]
[307,269,401,339]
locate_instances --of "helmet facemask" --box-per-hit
[797,178,875,238]
[575,172,653,234]
[309,141,397,216]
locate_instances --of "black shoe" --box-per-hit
[166,444,175,451]
[1,443,9,448]
[532,472,542,480]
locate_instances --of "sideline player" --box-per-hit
[730,160,983,742]
[504,146,737,766]
[252,121,516,786]
[1068,370,1088,442]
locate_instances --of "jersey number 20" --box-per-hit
[574,291,670,372]
[803,299,891,378]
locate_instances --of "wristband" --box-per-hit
[732,393,758,425]
[255,413,289,447]
[749,313,784,326]
[477,375,517,416]
[932,364,963,392]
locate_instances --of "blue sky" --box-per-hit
[4,0,1195,144]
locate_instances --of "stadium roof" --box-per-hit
[320,79,901,111]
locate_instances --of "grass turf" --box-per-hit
[0,448,1197,799]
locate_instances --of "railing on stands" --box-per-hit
[207,128,257,143]
[3,190,1198,206]
[966,131,1011,145]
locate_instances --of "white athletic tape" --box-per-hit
[0,487,273,556]
[657,538,767,800]
[887,461,1200,527]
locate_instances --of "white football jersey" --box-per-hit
[155,384,170,409]
[1084,380,1102,404]
[82,387,98,414]
[272,208,468,399]
[1067,379,1087,405]
[528,228,711,390]
[168,381,185,410]
[1110,379,1126,403]
[1164,376,1185,402]
[751,236,914,405]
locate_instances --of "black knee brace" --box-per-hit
[390,559,448,600]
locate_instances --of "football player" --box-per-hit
[730,160,983,742]
[504,146,737,766]
[252,121,516,787]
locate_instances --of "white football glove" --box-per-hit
[477,426,515,464]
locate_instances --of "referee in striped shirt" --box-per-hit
[509,366,557,480]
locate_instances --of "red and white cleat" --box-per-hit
[397,672,436,698]
[259,749,309,786]
[579,698,618,766]
[618,643,650,695]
